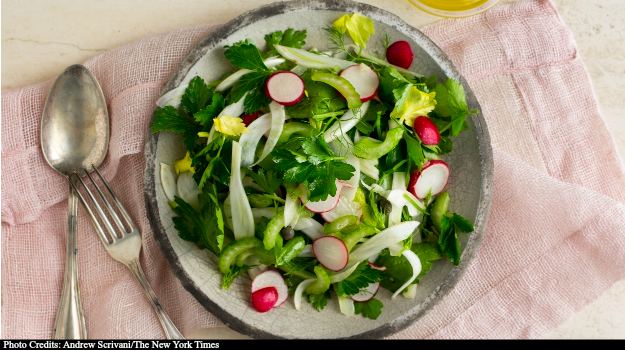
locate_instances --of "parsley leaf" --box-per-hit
[172,186,224,256]
[405,134,426,170]
[265,28,307,55]
[309,290,331,312]
[193,93,225,125]
[437,212,475,265]
[354,298,383,320]
[222,264,252,289]
[152,106,199,134]
[282,257,317,277]
[181,76,215,117]
[246,168,283,194]
[336,262,386,297]
[272,136,355,201]
[224,41,268,71]
[377,243,442,292]
[226,71,272,114]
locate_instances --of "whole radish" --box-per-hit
[386,41,414,69]
[241,111,262,126]
[413,116,440,145]
[251,286,278,313]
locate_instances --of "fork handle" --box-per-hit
[53,178,87,339]
[126,259,184,339]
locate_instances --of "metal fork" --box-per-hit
[69,164,184,339]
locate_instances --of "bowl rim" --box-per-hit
[143,0,494,339]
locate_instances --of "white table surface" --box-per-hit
[2,0,624,339]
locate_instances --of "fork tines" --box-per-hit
[69,164,138,246]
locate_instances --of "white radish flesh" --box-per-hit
[265,71,305,106]
[391,250,422,299]
[251,270,289,307]
[160,162,177,202]
[408,160,450,199]
[176,171,201,212]
[350,282,380,302]
[239,113,272,167]
[339,63,379,102]
[313,236,349,272]
[299,181,343,213]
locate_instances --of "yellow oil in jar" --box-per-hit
[409,0,500,17]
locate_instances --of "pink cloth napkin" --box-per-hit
[2,0,624,339]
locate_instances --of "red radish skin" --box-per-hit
[339,64,380,102]
[299,181,344,213]
[350,282,380,302]
[265,71,305,106]
[386,41,414,69]
[312,236,349,272]
[251,286,278,313]
[251,270,289,307]
[408,160,450,199]
[413,116,440,145]
[241,111,262,126]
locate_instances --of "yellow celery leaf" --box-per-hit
[391,87,437,126]
[333,14,350,33]
[214,115,249,137]
[173,151,195,174]
[333,13,375,49]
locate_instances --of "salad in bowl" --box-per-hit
[151,13,478,321]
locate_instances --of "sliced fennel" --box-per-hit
[391,250,422,299]
[253,101,285,166]
[323,101,370,143]
[239,113,271,167]
[293,218,324,241]
[156,83,189,109]
[296,245,315,258]
[294,279,317,311]
[359,158,379,180]
[284,184,301,228]
[349,45,423,78]
[338,296,355,316]
[160,162,177,202]
[227,141,255,239]
[402,284,417,299]
[177,171,201,213]
[275,45,355,70]
[346,221,419,270]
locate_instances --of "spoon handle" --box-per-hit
[53,178,87,339]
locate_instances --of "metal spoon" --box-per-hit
[41,64,109,339]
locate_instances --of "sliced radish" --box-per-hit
[368,262,387,271]
[321,196,363,222]
[265,71,305,106]
[299,181,343,213]
[251,286,278,313]
[251,270,289,307]
[339,63,379,102]
[386,41,414,69]
[313,236,349,272]
[413,116,440,145]
[408,160,450,199]
[351,282,380,302]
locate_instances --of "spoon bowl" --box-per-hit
[40,64,109,339]
[41,64,109,176]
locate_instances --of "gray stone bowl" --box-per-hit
[144,0,493,339]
